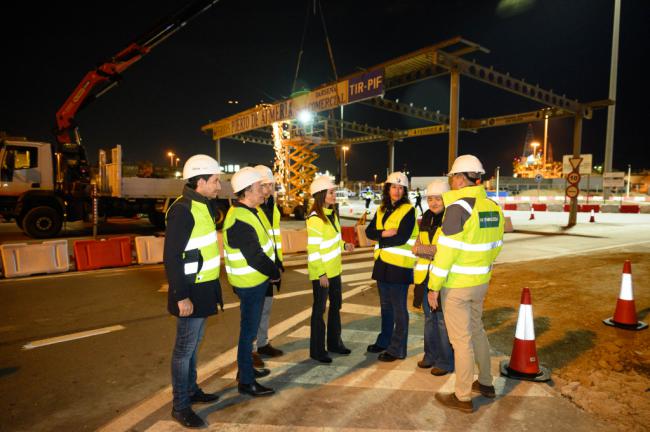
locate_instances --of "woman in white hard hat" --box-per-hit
[306,175,355,363]
[412,179,454,377]
[365,171,419,362]
[222,166,282,397]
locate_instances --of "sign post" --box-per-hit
[534,173,543,201]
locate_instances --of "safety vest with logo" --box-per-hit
[257,203,283,262]
[413,226,441,285]
[223,206,275,288]
[167,196,220,284]
[427,186,504,291]
[306,208,344,280]
[374,203,419,269]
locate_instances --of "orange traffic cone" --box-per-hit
[603,261,648,330]
[500,287,551,382]
[589,209,596,223]
[529,206,535,220]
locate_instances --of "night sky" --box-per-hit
[2,0,647,179]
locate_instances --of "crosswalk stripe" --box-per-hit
[340,303,381,316]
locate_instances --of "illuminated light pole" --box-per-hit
[167,151,175,168]
[341,145,349,184]
[175,157,180,168]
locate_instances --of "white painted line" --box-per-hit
[341,303,381,316]
[495,239,650,264]
[146,421,436,432]
[22,325,125,350]
[341,272,372,283]
[97,285,369,432]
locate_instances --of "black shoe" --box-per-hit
[171,408,206,428]
[190,389,220,404]
[311,354,333,363]
[257,343,283,357]
[254,368,271,378]
[366,344,386,353]
[238,381,275,397]
[430,367,450,376]
[328,346,351,355]
[236,368,271,381]
[377,352,402,362]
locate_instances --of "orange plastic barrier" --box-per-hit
[580,204,600,213]
[531,203,547,211]
[619,205,640,213]
[503,204,517,211]
[341,226,359,246]
[74,237,133,271]
[356,225,376,247]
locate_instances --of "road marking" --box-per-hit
[341,272,372,283]
[146,421,436,432]
[495,239,650,264]
[341,303,381,316]
[97,285,370,432]
[22,325,125,350]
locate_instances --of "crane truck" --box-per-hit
[0,0,235,239]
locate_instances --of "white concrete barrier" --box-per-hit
[516,203,531,211]
[547,204,563,212]
[134,236,165,264]
[601,204,620,213]
[0,240,69,278]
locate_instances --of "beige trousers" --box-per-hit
[440,283,492,401]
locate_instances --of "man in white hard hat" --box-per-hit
[427,154,504,413]
[223,166,281,397]
[252,165,284,365]
[164,154,223,428]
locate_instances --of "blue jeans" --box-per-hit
[171,317,206,411]
[422,289,455,371]
[375,281,409,358]
[234,281,268,384]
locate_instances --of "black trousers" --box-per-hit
[310,275,343,357]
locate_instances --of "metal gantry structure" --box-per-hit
[202,36,612,226]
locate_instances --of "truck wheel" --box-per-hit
[212,202,229,230]
[148,211,166,230]
[16,216,24,229]
[294,205,305,221]
[23,206,62,238]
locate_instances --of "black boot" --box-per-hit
[171,407,206,428]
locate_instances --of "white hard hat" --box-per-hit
[254,165,274,184]
[182,154,221,180]
[310,175,336,195]
[231,166,263,193]
[425,179,450,197]
[386,171,409,188]
[448,154,485,176]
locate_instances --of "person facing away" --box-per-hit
[223,166,281,398]
[415,187,424,215]
[412,179,455,377]
[364,171,419,362]
[306,175,355,363]
[164,154,223,429]
[427,154,505,414]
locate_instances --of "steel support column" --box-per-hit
[216,138,221,164]
[448,69,460,171]
[388,139,395,175]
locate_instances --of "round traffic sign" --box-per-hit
[567,172,581,185]
[566,184,579,199]
[534,173,543,183]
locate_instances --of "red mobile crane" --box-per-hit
[0,0,220,237]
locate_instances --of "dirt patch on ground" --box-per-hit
[486,251,650,431]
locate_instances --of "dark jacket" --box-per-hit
[225,202,281,282]
[164,186,223,318]
[365,204,416,284]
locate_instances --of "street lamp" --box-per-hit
[373,174,377,184]
[530,141,540,157]
[175,157,180,168]
[341,146,349,184]
[167,151,175,168]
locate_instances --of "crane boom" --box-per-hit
[55,0,218,148]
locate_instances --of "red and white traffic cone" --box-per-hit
[500,287,551,382]
[603,260,648,330]
[589,209,596,223]
[529,206,535,220]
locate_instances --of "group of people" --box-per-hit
[163,153,504,428]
